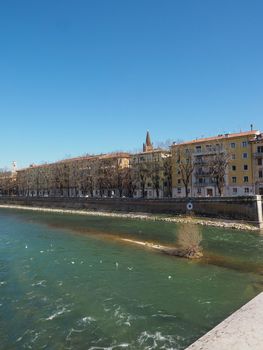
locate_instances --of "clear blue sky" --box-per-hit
[1,0,262,169]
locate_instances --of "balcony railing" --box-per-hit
[193,181,216,187]
[254,152,263,158]
[193,149,224,156]
[195,171,212,177]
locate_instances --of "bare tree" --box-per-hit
[96,159,112,197]
[150,159,161,198]
[80,161,97,197]
[0,170,16,195]
[136,162,150,198]
[122,166,137,198]
[208,146,230,196]
[110,160,125,197]
[176,148,194,197]
[163,156,172,197]
[155,139,173,150]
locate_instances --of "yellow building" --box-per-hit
[131,132,172,198]
[171,130,260,197]
[250,133,263,195]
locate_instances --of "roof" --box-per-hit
[132,148,170,156]
[16,152,131,172]
[172,130,260,147]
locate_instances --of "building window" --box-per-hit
[232,177,237,183]
[258,158,262,166]
[230,143,236,148]
[197,188,201,194]
[242,141,247,147]
[244,164,248,171]
[177,188,181,194]
[177,179,181,184]
[231,154,236,160]
[233,188,237,194]
[257,146,263,153]
[243,153,248,159]
[243,176,249,183]
[196,146,202,153]
[232,165,236,171]
[259,170,263,178]
[244,187,249,193]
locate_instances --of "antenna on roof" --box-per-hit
[250,124,253,131]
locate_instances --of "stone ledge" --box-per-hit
[185,292,263,350]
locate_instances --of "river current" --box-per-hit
[1,208,263,349]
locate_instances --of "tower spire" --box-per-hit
[143,131,153,152]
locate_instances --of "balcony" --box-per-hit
[193,182,216,187]
[193,149,224,156]
[254,152,263,158]
[195,171,212,177]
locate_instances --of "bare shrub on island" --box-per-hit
[176,224,203,258]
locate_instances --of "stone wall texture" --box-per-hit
[0,195,262,227]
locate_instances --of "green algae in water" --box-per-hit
[0,208,263,349]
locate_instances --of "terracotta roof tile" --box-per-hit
[173,130,260,147]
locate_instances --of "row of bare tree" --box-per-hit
[12,156,172,198]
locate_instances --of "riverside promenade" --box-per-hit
[186,292,263,350]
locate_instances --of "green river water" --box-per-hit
[1,208,263,349]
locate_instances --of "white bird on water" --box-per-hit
[25,245,28,249]
[115,262,119,269]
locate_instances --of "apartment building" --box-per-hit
[251,133,263,195]
[171,130,260,197]
[131,132,172,198]
[16,153,130,198]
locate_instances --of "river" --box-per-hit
[1,208,263,349]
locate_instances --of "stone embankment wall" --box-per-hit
[0,195,262,227]
[185,292,263,350]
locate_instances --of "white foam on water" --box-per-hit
[82,316,96,323]
[31,280,47,287]
[45,306,71,321]
[138,331,177,349]
[88,344,130,350]
[76,316,96,327]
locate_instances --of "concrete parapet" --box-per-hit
[185,292,263,350]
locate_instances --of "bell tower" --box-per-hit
[143,131,153,152]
